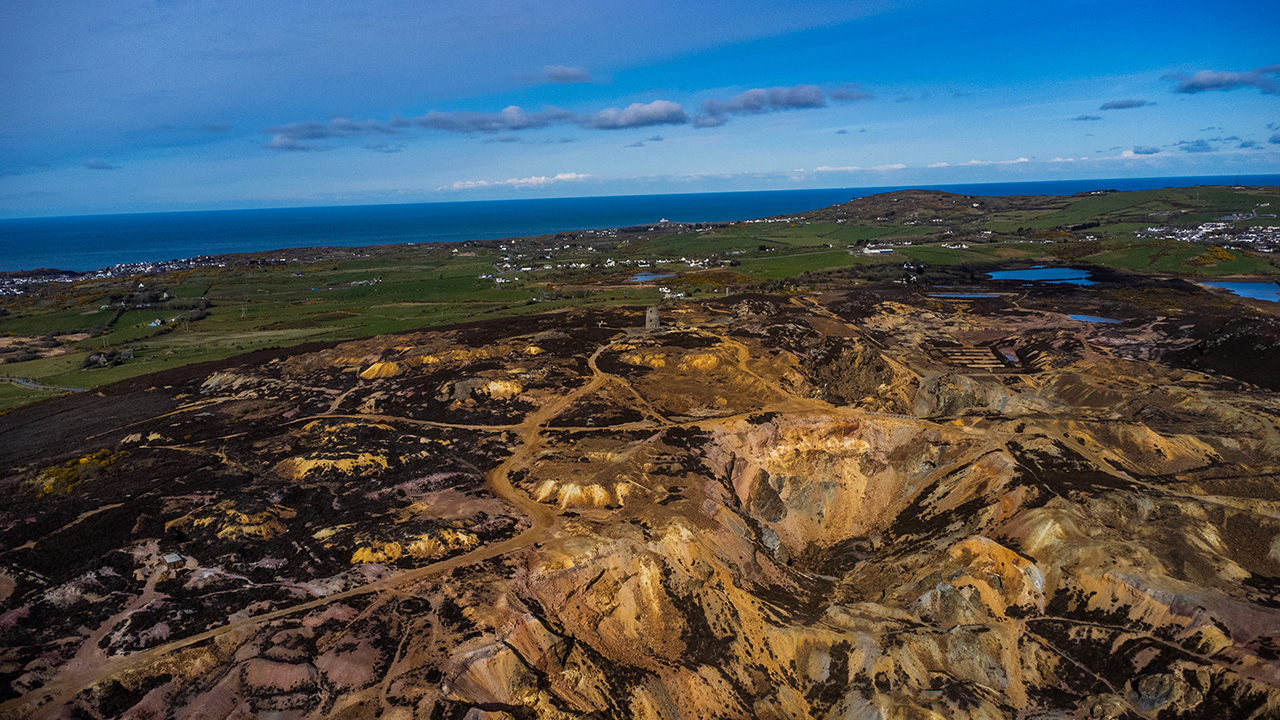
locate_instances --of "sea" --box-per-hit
[2,175,1278,272]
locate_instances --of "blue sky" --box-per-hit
[2,0,1278,217]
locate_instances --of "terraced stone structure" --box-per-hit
[2,283,1279,719]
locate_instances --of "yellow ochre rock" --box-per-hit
[358,361,402,379]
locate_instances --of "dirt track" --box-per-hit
[2,338,627,719]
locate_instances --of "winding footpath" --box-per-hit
[6,320,955,718]
[4,342,616,720]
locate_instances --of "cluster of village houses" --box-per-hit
[0,257,229,297]
[476,239,741,286]
[1138,221,1280,252]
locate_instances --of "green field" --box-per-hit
[979,186,1272,235]
[2,185,1276,410]
[898,243,1042,266]
[0,382,65,413]
[1084,241,1274,275]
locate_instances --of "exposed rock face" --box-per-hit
[2,290,1280,719]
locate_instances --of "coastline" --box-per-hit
[4,175,1280,273]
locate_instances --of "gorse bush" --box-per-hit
[29,449,126,497]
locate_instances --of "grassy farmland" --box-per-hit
[2,185,1277,411]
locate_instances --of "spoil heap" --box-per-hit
[2,288,1279,719]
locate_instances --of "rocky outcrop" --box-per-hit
[3,297,1280,720]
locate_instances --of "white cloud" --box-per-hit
[958,157,1029,166]
[439,172,590,191]
[263,99,687,149]
[263,135,329,151]
[583,101,688,130]
[813,163,905,172]
[1163,65,1280,95]
[544,65,592,84]
[697,83,829,126]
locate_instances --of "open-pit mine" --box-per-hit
[3,275,1280,719]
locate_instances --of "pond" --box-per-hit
[928,293,1001,298]
[1200,281,1280,302]
[1068,314,1120,324]
[629,273,675,282]
[986,267,1095,285]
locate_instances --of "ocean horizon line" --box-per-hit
[4,173,1279,223]
[3,174,1279,273]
